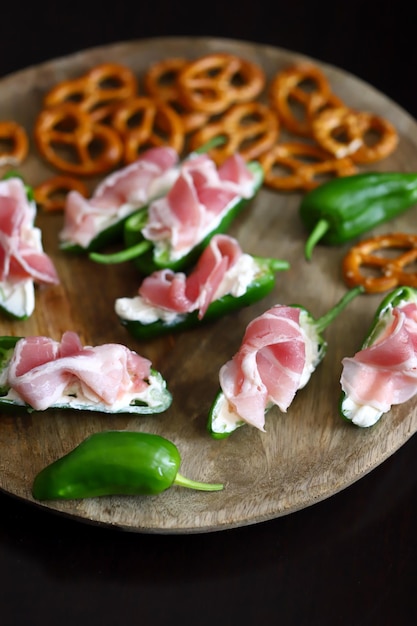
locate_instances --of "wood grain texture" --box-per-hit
[0,37,417,534]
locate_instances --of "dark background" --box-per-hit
[1,1,417,625]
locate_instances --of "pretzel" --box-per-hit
[143,57,209,133]
[110,96,185,163]
[0,120,29,166]
[258,141,357,191]
[342,233,417,293]
[34,102,123,175]
[177,52,265,115]
[269,63,331,136]
[34,175,89,211]
[188,101,278,165]
[311,107,398,162]
[43,62,138,123]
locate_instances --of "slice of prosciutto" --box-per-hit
[5,331,153,411]
[0,177,59,285]
[135,234,251,320]
[340,300,417,426]
[141,152,256,262]
[59,146,179,248]
[218,305,317,431]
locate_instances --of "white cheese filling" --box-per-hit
[341,396,383,428]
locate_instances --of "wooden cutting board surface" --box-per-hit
[0,37,416,534]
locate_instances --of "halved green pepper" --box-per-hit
[208,286,364,439]
[340,285,417,427]
[89,160,264,274]
[116,255,289,340]
[299,172,417,260]
[32,430,224,500]
[0,336,172,415]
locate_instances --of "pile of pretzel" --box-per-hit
[1,52,412,295]
[0,52,399,204]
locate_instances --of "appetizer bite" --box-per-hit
[0,331,172,414]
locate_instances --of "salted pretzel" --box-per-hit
[34,102,123,176]
[43,62,138,123]
[342,233,417,293]
[34,175,89,211]
[176,52,265,115]
[269,63,332,136]
[259,141,357,191]
[311,107,398,162]
[143,57,209,133]
[188,101,278,165]
[110,96,185,163]
[0,120,29,166]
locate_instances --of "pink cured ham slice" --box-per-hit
[340,302,417,412]
[141,153,255,258]
[0,177,59,284]
[7,331,152,411]
[219,305,307,431]
[137,234,243,319]
[60,146,179,248]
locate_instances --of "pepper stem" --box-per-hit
[304,219,330,260]
[314,285,365,334]
[88,240,153,264]
[173,472,224,492]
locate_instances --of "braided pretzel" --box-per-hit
[43,62,138,123]
[342,233,417,293]
[177,52,265,115]
[188,101,279,165]
[312,107,398,162]
[259,141,357,191]
[34,175,89,211]
[110,96,185,163]
[143,57,209,133]
[269,63,331,136]
[34,102,123,176]
[0,120,29,166]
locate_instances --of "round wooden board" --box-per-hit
[0,36,416,534]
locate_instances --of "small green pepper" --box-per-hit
[88,160,264,274]
[116,256,289,340]
[299,172,417,260]
[340,285,417,427]
[0,336,172,415]
[208,286,364,439]
[32,430,224,500]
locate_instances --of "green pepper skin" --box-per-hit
[299,172,417,259]
[60,218,129,254]
[91,161,264,273]
[119,257,289,341]
[32,430,224,500]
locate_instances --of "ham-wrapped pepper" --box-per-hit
[340,285,417,427]
[89,152,264,275]
[208,286,363,438]
[0,332,172,414]
[115,234,289,340]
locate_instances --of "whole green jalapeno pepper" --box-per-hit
[299,172,417,260]
[339,285,417,427]
[88,160,264,275]
[32,430,224,500]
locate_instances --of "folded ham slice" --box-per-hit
[141,153,256,261]
[340,302,417,415]
[219,305,309,431]
[6,332,152,411]
[60,146,179,248]
[137,234,244,319]
[0,177,59,285]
